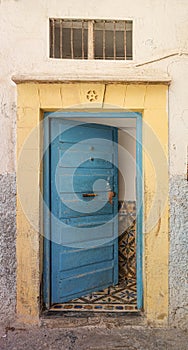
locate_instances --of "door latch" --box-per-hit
[82,193,98,198]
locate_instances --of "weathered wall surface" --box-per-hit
[167,59,188,327]
[0,0,187,326]
[169,176,188,329]
[0,174,16,323]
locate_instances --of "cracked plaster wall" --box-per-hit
[0,0,187,326]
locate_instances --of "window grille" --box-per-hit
[49,19,132,60]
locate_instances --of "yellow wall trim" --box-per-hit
[16,82,168,325]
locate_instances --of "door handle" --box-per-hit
[82,193,98,197]
[108,191,116,205]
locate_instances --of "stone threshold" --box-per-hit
[40,310,145,328]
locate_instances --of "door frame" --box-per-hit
[43,111,143,310]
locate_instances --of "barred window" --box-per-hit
[50,19,132,60]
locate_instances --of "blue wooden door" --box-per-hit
[50,118,118,303]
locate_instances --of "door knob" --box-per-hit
[108,191,116,205]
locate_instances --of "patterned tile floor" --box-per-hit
[51,276,137,312]
[51,201,137,312]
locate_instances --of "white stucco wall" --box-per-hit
[0,0,187,326]
[118,128,136,201]
[0,0,187,175]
